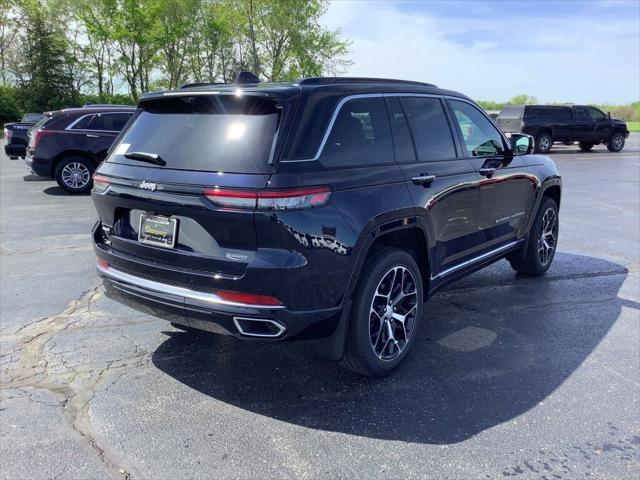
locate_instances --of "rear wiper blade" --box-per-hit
[124,151,166,166]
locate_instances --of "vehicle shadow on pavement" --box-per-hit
[152,252,629,444]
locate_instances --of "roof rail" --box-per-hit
[82,103,134,108]
[179,81,228,89]
[298,77,437,88]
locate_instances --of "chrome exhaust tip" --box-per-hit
[233,317,286,338]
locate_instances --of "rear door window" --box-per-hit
[69,114,94,130]
[108,95,280,173]
[386,97,416,163]
[319,97,393,167]
[88,112,132,132]
[449,100,506,157]
[401,97,456,161]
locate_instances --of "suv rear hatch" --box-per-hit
[496,105,524,133]
[92,90,298,285]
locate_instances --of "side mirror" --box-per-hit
[510,133,534,155]
[607,112,611,119]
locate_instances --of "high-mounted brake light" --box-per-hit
[204,186,332,210]
[216,289,282,306]
[92,174,111,192]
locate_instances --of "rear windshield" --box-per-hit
[497,106,524,119]
[32,115,52,130]
[107,95,280,173]
[21,113,45,123]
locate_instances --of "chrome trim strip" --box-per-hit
[233,317,287,338]
[433,241,521,280]
[65,111,133,133]
[97,264,285,310]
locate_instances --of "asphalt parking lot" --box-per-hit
[1,137,639,479]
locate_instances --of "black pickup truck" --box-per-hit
[3,113,46,159]
[496,105,629,153]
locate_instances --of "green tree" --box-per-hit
[508,94,538,105]
[17,0,78,111]
[227,0,351,81]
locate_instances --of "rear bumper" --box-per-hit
[24,155,52,177]
[4,144,25,158]
[94,225,343,341]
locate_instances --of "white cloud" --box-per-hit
[323,1,640,104]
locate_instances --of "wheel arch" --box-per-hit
[313,219,430,362]
[344,219,431,304]
[51,150,96,177]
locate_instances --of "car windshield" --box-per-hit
[107,95,281,174]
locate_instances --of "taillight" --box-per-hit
[92,174,110,192]
[217,289,282,307]
[204,186,332,210]
[3,128,11,140]
[33,130,54,148]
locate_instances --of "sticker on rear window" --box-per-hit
[114,143,130,155]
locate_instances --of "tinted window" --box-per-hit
[588,107,606,121]
[526,107,571,120]
[88,112,132,131]
[108,96,279,173]
[498,106,524,120]
[386,97,415,163]
[70,114,94,130]
[449,100,506,157]
[573,107,589,120]
[401,97,456,161]
[320,97,393,167]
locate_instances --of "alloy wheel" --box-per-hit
[369,266,418,360]
[61,162,91,190]
[538,207,557,266]
[613,134,623,149]
[539,136,551,151]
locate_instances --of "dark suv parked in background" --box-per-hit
[92,76,561,376]
[497,104,629,153]
[26,105,135,193]
[3,112,46,159]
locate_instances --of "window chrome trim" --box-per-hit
[279,92,505,163]
[432,240,522,280]
[97,264,286,310]
[65,111,133,133]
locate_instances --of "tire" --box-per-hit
[508,197,559,276]
[55,156,94,194]
[607,132,625,152]
[342,247,424,377]
[578,141,594,152]
[535,132,553,153]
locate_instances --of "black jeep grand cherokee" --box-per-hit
[92,76,561,376]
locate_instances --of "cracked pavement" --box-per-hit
[1,138,639,479]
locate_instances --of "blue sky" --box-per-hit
[323,0,640,103]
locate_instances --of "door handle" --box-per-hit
[479,167,496,177]
[412,174,436,186]
[85,134,99,138]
